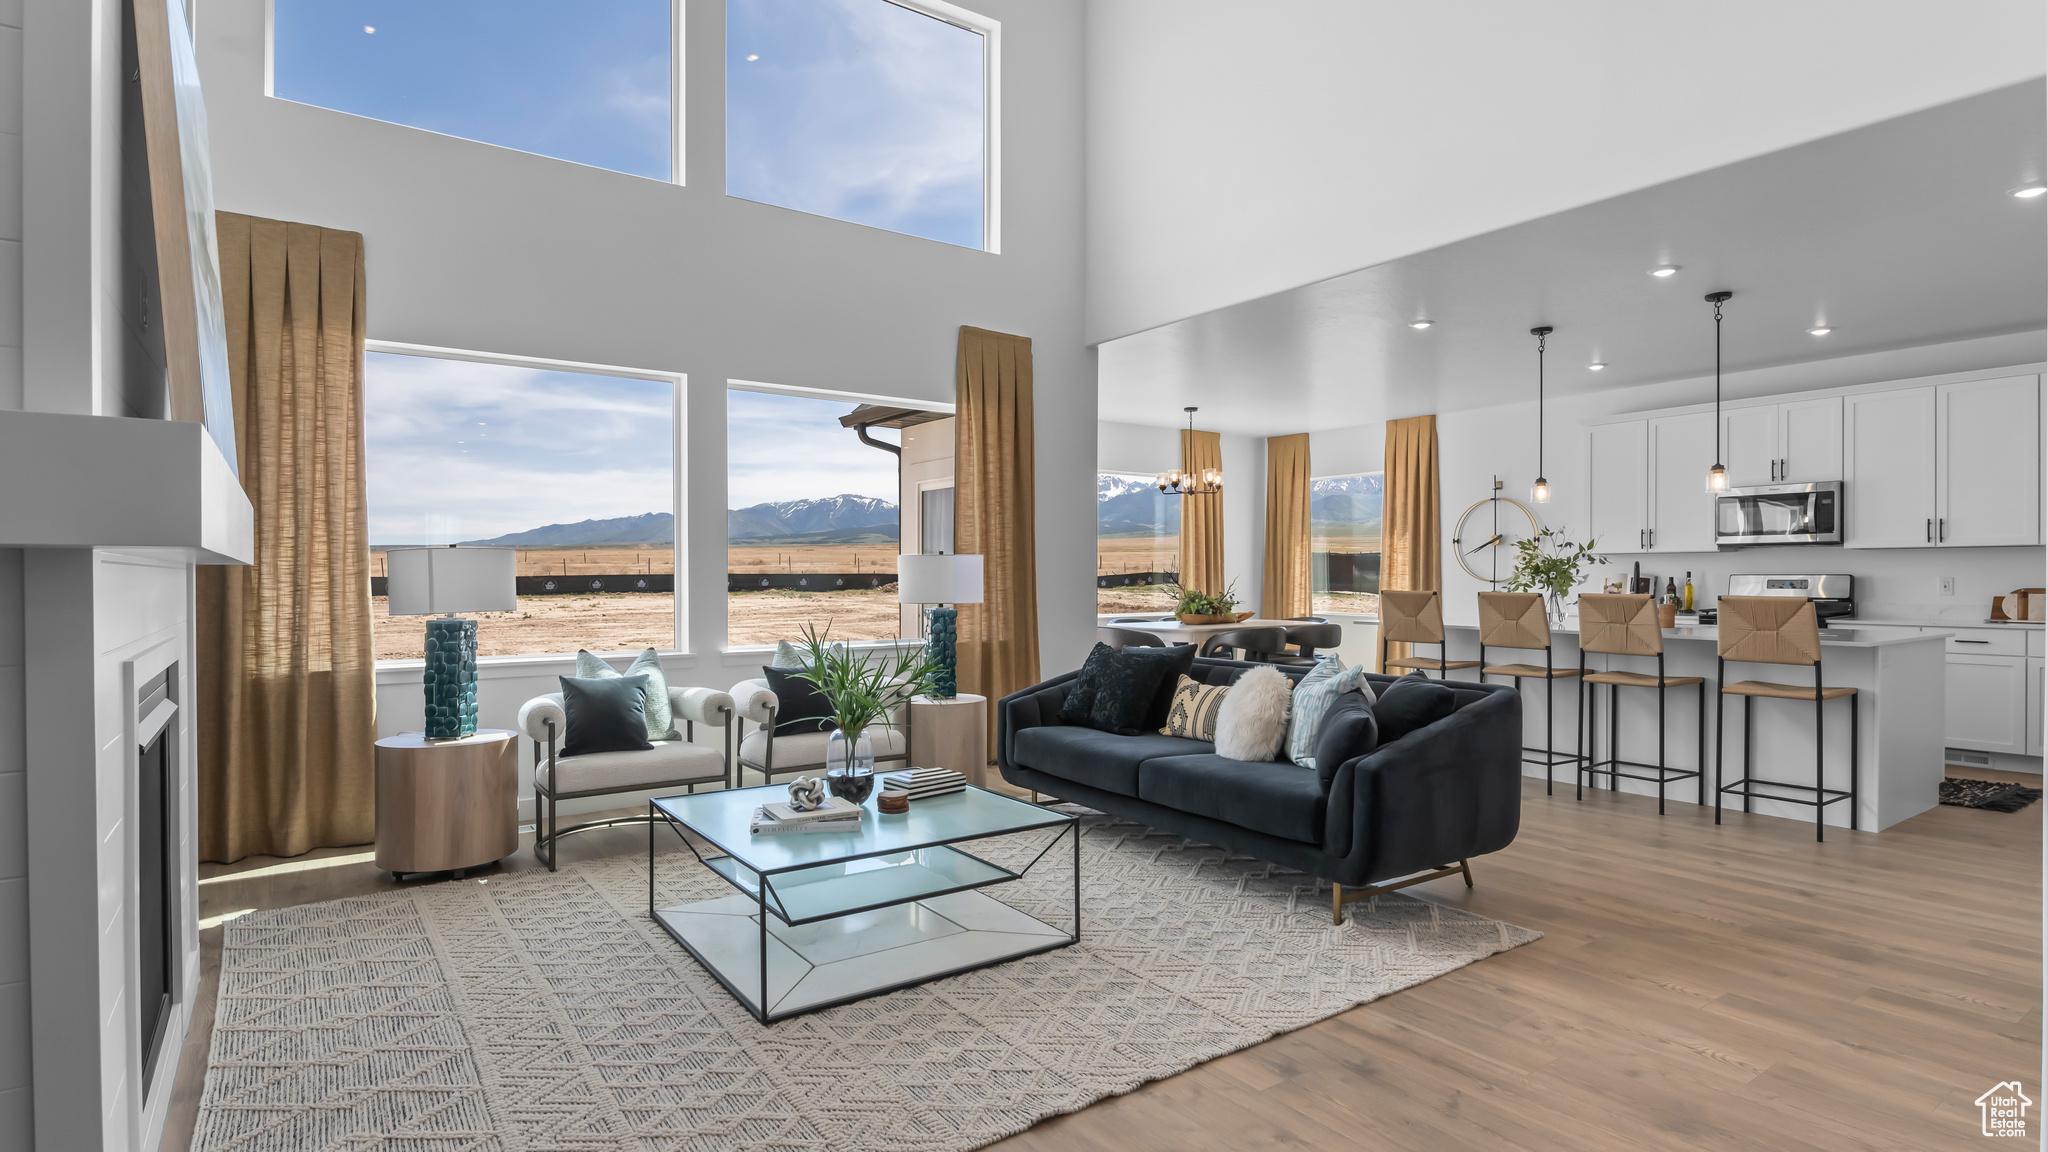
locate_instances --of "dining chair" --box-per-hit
[1097,625,1165,648]
[1197,627,1291,662]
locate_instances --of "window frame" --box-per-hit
[723,0,1002,252]
[365,339,688,662]
[723,379,955,652]
[264,0,688,184]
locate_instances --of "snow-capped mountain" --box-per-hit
[460,512,675,548]
[726,494,898,540]
[1098,473,1180,536]
[1311,473,1383,531]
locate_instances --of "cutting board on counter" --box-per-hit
[1990,588,2047,622]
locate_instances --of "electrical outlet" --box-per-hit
[1939,576,1956,597]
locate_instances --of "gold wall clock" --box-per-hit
[1452,478,1541,586]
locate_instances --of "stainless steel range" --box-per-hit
[1714,572,1856,625]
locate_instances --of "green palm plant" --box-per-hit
[788,622,945,747]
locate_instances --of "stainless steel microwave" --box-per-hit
[1714,481,1843,547]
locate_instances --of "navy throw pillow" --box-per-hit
[763,665,837,734]
[1373,677,1458,743]
[1060,643,1119,725]
[1314,689,1379,785]
[558,674,654,757]
[1088,648,1177,735]
[1142,644,1199,730]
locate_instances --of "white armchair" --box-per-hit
[517,684,734,870]
[730,676,912,785]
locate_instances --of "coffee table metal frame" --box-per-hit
[648,784,1079,1024]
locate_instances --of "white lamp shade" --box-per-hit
[385,546,517,615]
[897,553,984,604]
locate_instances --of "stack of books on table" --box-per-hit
[750,796,864,835]
[881,768,968,801]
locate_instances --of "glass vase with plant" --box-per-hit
[1505,527,1605,626]
[790,623,944,801]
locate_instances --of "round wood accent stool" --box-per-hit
[909,693,989,786]
[375,730,519,879]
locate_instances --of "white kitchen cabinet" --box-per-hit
[1780,396,1845,483]
[1720,398,1842,486]
[1720,406,1780,487]
[1844,387,1939,548]
[2028,656,2044,758]
[1936,375,2041,547]
[1647,412,1717,552]
[1587,421,1647,554]
[1945,653,2029,755]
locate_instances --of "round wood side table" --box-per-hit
[909,693,989,786]
[374,729,519,880]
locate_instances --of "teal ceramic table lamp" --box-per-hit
[898,553,984,697]
[386,545,517,738]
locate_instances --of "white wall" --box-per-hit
[199,0,1091,817]
[1084,0,2048,344]
[0,0,26,1138]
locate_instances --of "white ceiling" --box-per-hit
[1096,81,2048,435]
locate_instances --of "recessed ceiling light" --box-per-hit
[1649,266,1680,278]
[1808,326,1832,336]
[1588,362,1606,371]
[1408,320,1433,329]
[746,53,760,61]
[2010,183,2047,199]
[363,24,376,33]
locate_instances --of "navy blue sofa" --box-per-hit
[997,657,1524,920]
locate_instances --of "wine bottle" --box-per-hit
[1664,576,1678,604]
[1683,572,1695,611]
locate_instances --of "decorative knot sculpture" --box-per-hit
[786,775,827,812]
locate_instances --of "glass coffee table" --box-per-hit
[648,784,1079,1023]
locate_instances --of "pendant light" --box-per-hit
[1156,406,1223,496]
[1529,325,1553,503]
[1704,291,1733,493]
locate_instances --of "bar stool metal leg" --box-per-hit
[1697,681,1707,806]
[1743,695,1754,814]
[1656,677,1668,816]
[1815,677,1826,842]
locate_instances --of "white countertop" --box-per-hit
[1848,615,2043,629]
[1445,621,1948,649]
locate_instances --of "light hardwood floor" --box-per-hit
[166,769,2040,1152]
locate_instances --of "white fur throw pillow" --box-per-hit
[1213,665,1293,761]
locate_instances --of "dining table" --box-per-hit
[1108,616,1305,652]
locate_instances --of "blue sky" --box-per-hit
[727,390,899,507]
[727,0,984,247]
[273,1,986,247]
[364,353,674,546]
[274,0,673,180]
[364,354,901,545]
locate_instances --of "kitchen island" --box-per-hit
[1441,622,1947,832]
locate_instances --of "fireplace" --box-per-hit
[135,664,180,1085]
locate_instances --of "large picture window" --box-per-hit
[1312,472,1383,616]
[1097,473,1179,614]
[726,0,992,249]
[366,350,677,659]
[272,0,676,181]
[727,389,904,645]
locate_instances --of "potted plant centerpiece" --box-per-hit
[1168,580,1252,625]
[790,624,944,803]
[1505,527,1605,627]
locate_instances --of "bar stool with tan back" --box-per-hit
[1714,595,1858,841]
[1575,593,1706,814]
[1476,591,1585,795]
[1378,590,1480,680]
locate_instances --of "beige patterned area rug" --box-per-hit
[191,812,1539,1151]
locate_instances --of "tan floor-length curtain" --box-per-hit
[1379,415,1441,673]
[956,327,1040,749]
[1262,433,1312,619]
[1179,429,1225,595]
[197,213,376,862]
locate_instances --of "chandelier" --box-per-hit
[1156,406,1223,496]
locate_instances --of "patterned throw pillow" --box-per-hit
[1287,653,1367,769]
[1159,675,1230,741]
[575,648,677,741]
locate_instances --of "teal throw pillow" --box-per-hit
[575,648,677,741]
[1288,654,1367,769]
